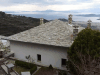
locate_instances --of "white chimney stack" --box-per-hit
[68,14,73,24]
[40,18,44,25]
[73,24,79,40]
[87,19,92,29]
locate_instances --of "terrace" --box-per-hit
[0,57,66,75]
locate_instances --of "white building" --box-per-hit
[2,19,85,70]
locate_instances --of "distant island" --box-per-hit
[76,14,100,17]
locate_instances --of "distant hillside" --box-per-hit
[0,11,49,36]
[58,18,75,22]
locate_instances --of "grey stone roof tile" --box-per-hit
[4,19,85,47]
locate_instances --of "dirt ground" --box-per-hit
[34,67,58,75]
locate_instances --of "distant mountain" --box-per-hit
[58,18,68,22]
[58,18,75,22]
[42,10,55,12]
[49,20,53,21]
[0,11,49,36]
[5,10,79,13]
[35,10,78,13]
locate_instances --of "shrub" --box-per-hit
[48,64,53,70]
[29,63,35,68]
[15,60,37,74]
[30,65,37,74]
[15,60,35,69]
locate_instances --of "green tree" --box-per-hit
[67,28,100,75]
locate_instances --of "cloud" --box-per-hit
[0,2,94,12]
[47,2,94,11]
[0,0,99,14]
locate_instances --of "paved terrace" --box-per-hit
[0,58,7,75]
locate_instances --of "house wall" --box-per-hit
[10,40,68,70]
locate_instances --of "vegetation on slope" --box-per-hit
[0,11,49,36]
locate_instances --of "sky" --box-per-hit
[0,0,99,13]
[0,0,100,22]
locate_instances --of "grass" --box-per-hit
[13,66,30,74]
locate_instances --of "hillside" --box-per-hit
[0,11,49,36]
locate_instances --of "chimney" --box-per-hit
[87,19,92,29]
[68,14,73,24]
[73,24,79,40]
[40,18,44,25]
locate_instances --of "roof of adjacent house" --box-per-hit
[0,35,6,39]
[0,36,10,47]
[3,19,85,47]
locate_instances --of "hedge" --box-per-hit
[30,65,37,74]
[15,60,37,74]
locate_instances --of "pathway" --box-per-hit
[0,58,8,75]
[0,66,7,75]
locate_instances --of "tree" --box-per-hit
[66,28,100,75]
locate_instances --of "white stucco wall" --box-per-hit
[10,40,68,70]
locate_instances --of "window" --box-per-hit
[61,58,66,66]
[37,54,41,61]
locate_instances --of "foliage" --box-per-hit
[15,60,37,74]
[30,66,37,74]
[48,64,53,70]
[67,28,100,75]
[0,11,49,36]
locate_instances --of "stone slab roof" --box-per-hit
[0,35,6,39]
[3,19,85,47]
